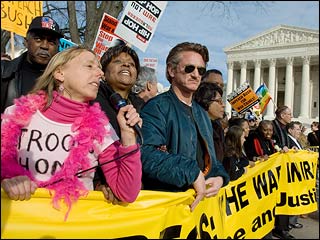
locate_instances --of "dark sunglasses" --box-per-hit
[184,65,206,76]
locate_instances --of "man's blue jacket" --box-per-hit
[140,87,230,191]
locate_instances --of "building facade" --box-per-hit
[223,25,319,126]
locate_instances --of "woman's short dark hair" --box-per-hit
[228,117,248,128]
[193,82,223,111]
[100,44,140,75]
[257,120,273,135]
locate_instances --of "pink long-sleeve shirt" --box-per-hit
[2,93,142,203]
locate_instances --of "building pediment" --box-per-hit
[224,25,319,52]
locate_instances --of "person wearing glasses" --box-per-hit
[246,114,259,130]
[194,81,226,163]
[132,66,158,102]
[139,42,230,211]
[271,105,294,239]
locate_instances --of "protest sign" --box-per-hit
[1,1,43,37]
[59,38,77,52]
[227,82,259,114]
[114,1,168,52]
[143,57,158,69]
[92,13,126,60]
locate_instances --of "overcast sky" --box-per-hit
[132,1,319,88]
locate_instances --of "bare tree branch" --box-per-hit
[1,1,271,53]
[68,1,81,44]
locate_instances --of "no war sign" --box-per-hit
[1,150,318,239]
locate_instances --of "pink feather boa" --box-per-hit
[1,91,109,220]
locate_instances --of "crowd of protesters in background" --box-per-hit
[1,18,318,238]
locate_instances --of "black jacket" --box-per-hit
[92,81,145,186]
[288,135,303,149]
[93,81,145,137]
[1,52,45,113]
[211,119,225,163]
[307,130,319,146]
[272,119,289,148]
[223,155,246,181]
[244,130,277,160]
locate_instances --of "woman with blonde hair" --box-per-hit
[1,46,142,220]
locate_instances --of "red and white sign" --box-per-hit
[92,13,126,60]
[143,57,158,70]
[114,1,167,52]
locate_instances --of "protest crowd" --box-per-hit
[1,2,319,239]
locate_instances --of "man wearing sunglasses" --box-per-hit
[140,42,229,211]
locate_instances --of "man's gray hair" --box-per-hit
[132,66,157,94]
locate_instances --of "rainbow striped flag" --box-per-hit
[255,83,272,114]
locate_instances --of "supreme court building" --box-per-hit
[223,25,319,126]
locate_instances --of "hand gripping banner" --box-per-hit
[1,150,318,239]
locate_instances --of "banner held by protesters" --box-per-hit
[2,150,317,239]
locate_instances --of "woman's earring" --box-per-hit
[58,84,64,93]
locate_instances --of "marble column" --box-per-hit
[265,58,276,119]
[253,59,261,91]
[284,57,294,109]
[299,56,311,118]
[240,60,247,85]
[226,62,234,117]
[233,70,239,90]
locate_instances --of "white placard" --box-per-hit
[143,57,158,70]
[114,1,167,52]
[92,13,126,60]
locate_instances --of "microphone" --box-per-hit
[110,92,143,144]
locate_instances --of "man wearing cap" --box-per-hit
[247,114,258,130]
[1,16,63,113]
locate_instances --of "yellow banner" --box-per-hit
[276,151,318,214]
[223,156,279,238]
[1,1,43,37]
[1,151,318,239]
[221,150,318,238]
